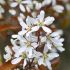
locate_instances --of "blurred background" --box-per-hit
[0,0,70,70]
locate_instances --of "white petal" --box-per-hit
[42,0,52,6]
[38,58,44,65]
[18,30,27,36]
[19,4,26,12]
[9,9,16,15]
[33,50,43,58]
[26,47,33,58]
[31,42,39,48]
[50,31,60,37]
[26,6,31,12]
[18,16,28,28]
[23,59,27,68]
[40,36,47,43]
[19,47,26,54]
[26,16,32,26]
[31,26,40,32]
[11,57,22,64]
[19,13,25,19]
[53,5,64,13]
[12,34,18,38]
[26,31,33,37]
[5,46,12,55]
[44,16,55,25]
[37,10,45,21]
[10,2,18,7]
[51,38,63,47]
[22,1,32,4]
[35,2,42,10]
[44,45,49,53]
[60,38,64,42]
[46,60,52,70]
[56,46,65,52]
[42,26,52,34]
[46,40,52,50]
[4,54,11,62]
[48,53,59,60]
[26,16,36,25]
[12,46,19,53]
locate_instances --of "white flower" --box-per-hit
[10,0,33,12]
[38,52,59,70]
[31,11,55,34]
[44,30,65,53]
[3,46,12,62]
[53,5,64,13]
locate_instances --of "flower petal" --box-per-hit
[46,60,52,70]
[56,46,65,52]
[19,4,26,12]
[31,42,39,48]
[48,53,59,60]
[31,26,40,32]
[42,26,52,34]
[11,57,22,64]
[4,54,11,62]
[53,5,64,13]
[10,2,18,7]
[37,10,45,21]
[23,59,27,69]
[44,16,55,25]
[18,16,28,28]
[5,46,12,55]
[42,0,52,6]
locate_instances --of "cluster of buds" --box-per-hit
[4,10,65,70]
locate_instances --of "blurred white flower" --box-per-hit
[9,9,16,15]
[10,0,33,12]
[53,5,64,13]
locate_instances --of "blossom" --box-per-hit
[3,46,12,62]
[43,30,65,52]
[10,0,33,12]
[38,52,59,70]
[31,10,55,34]
[11,35,39,68]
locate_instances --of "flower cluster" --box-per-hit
[4,10,65,70]
[8,0,64,18]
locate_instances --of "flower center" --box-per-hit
[22,53,27,59]
[37,21,44,27]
